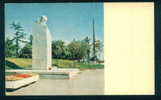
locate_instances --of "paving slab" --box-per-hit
[6,69,104,95]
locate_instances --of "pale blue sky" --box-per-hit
[5,3,104,43]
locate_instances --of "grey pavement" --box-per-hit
[6,69,104,95]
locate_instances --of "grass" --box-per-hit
[78,63,104,69]
[5,72,17,76]
[5,57,104,70]
[6,58,32,70]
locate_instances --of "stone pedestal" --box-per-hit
[32,16,52,70]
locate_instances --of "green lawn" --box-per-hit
[5,58,32,69]
[5,58,104,70]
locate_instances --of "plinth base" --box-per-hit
[6,68,80,79]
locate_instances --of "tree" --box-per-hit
[67,39,89,61]
[5,37,16,57]
[95,40,102,52]
[10,21,26,57]
[90,40,103,62]
[29,35,33,45]
[95,40,103,61]
[51,37,100,62]
[52,40,65,59]
[68,40,81,60]
[82,37,91,63]
[92,19,96,62]
[63,46,72,59]
[19,43,32,58]
[19,34,33,58]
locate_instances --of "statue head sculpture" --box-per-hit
[37,15,48,24]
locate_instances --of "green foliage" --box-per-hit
[5,38,17,57]
[6,58,32,69]
[6,72,17,76]
[5,58,104,69]
[67,40,82,60]
[10,21,27,57]
[52,59,79,68]
[52,40,65,59]
[5,60,24,69]
[6,21,103,62]
[52,37,92,62]
[29,35,33,45]
[67,38,90,61]
[19,43,32,58]
[83,37,90,62]
[91,39,103,61]
[78,63,104,69]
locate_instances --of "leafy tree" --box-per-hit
[10,21,27,57]
[67,39,89,61]
[52,40,65,59]
[90,40,103,61]
[82,37,91,63]
[67,40,81,60]
[95,40,103,61]
[49,37,92,61]
[63,46,71,59]
[19,43,32,58]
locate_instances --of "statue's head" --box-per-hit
[38,15,48,24]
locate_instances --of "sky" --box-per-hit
[5,3,104,44]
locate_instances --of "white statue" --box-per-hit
[32,16,52,70]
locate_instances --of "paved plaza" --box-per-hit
[6,69,104,95]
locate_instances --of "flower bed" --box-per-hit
[6,73,39,89]
[6,73,37,81]
[15,73,32,78]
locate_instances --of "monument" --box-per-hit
[6,15,79,81]
[32,16,52,70]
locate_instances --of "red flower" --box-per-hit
[15,74,32,78]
